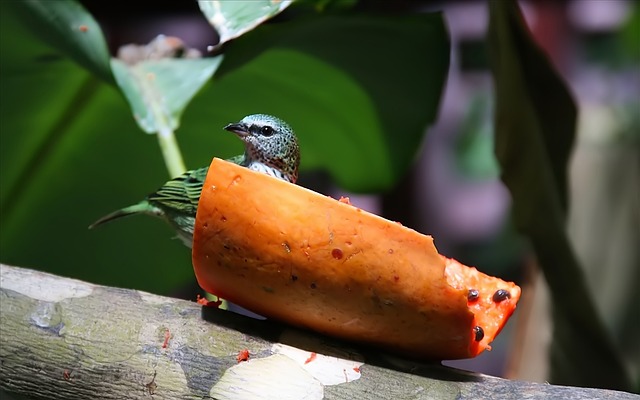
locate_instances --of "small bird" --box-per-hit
[90,114,301,247]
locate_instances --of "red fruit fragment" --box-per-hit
[162,328,171,349]
[237,349,250,363]
[304,352,317,364]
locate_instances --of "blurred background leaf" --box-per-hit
[454,94,500,180]
[488,0,632,391]
[621,2,640,62]
[198,0,293,47]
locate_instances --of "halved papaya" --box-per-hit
[192,158,520,360]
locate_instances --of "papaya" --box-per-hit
[192,158,520,360]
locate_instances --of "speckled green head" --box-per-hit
[225,114,301,183]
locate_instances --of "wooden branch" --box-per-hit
[0,264,634,400]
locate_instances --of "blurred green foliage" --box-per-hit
[621,2,640,62]
[488,0,632,391]
[454,95,500,180]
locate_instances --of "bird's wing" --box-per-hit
[226,154,246,166]
[147,167,209,216]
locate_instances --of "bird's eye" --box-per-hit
[260,126,274,136]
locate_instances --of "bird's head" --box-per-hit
[224,114,301,183]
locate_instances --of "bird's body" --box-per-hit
[90,114,300,247]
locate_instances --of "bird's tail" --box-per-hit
[89,201,159,229]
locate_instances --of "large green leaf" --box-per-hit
[12,0,112,83]
[488,0,632,390]
[0,1,197,293]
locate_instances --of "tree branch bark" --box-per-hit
[0,264,634,399]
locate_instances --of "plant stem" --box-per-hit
[157,125,186,178]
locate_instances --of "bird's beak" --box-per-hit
[224,122,249,137]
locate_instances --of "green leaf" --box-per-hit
[111,56,223,177]
[197,13,449,192]
[198,0,293,47]
[454,95,500,180]
[621,1,640,63]
[12,0,112,83]
[111,58,223,134]
[488,0,632,390]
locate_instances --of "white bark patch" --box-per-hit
[30,302,62,329]
[0,264,93,302]
[211,354,323,400]
[272,343,363,386]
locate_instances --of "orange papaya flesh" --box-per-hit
[192,158,521,360]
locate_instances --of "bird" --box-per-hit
[89,114,301,247]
